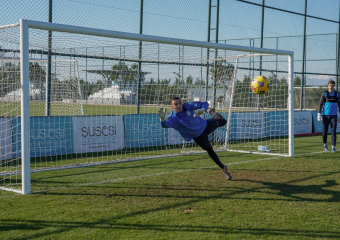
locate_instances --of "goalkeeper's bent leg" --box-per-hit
[206,146,224,169]
[193,135,224,169]
[210,111,227,126]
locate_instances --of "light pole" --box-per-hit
[173,71,181,85]
[173,72,181,79]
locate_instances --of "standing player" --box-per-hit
[317,80,340,152]
[157,96,231,180]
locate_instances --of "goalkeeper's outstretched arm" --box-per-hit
[157,108,167,122]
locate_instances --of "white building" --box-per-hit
[87,81,135,105]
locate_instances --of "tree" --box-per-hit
[110,62,139,87]
[294,75,306,87]
[0,62,47,97]
[174,77,184,85]
[194,78,206,86]
[186,75,193,85]
[29,62,46,84]
[79,79,100,100]
[308,86,326,110]
[0,62,20,82]
[233,75,252,107]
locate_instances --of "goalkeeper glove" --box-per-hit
[194,108,205,117]
[338,112,340,123]
[317,113,322,122]
[157,108,167,122]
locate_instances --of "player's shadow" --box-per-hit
[246,179,340,202]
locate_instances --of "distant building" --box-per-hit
[0,82,46,101]
[84,69,150,105]
[87,81,136,105]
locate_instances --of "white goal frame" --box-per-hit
[16,19,294,194]
[221,53,292,156]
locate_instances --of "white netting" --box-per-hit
[0,22,291,193]
[0,24,22,192]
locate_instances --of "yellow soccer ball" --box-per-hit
[250,75,270,95]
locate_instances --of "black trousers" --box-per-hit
[322,115,337,146]
[193,112,227,150]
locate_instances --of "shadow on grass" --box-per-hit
[4,159,340,239]
[31,155,203,181]
[294,134,340,152]
[38,175,340,203]
[25,174,340,238]
[241,178,340,202]
[0,219,340,239]
[2,189,340,239]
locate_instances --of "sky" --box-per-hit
[1,0,340,86]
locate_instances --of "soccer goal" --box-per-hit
[0,19,294,194]
[211,53,293,156]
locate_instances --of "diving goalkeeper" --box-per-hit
[157,96,231,180]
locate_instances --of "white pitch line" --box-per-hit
[34,150,334,193]
[0,149,332,197]
[31,156,281,194]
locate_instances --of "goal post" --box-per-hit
[220,53,294,157]
[20,19,30,194]
[0,19,294,194]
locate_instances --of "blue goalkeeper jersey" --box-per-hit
[318,91,340,116]
[161,101,209,141]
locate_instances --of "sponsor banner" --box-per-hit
[312,111,340,133]
[0,118,12,160]
[30,116,74,157]
[124,114,166,148]
[168,128,195,144]
[265,111,289,137]
[234,112,265,140]
[312,111,322,132]
[294,111,312,135]
[12,116,74,158]
[73,115,124,153]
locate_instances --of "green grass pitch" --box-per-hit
[0,134,339,239]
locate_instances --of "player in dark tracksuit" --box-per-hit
[317,80,340,153]
[157,96,231,180]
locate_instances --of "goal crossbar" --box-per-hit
[22,19,293,56]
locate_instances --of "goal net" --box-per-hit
[0,20,293,193]
[0,58,83,115]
